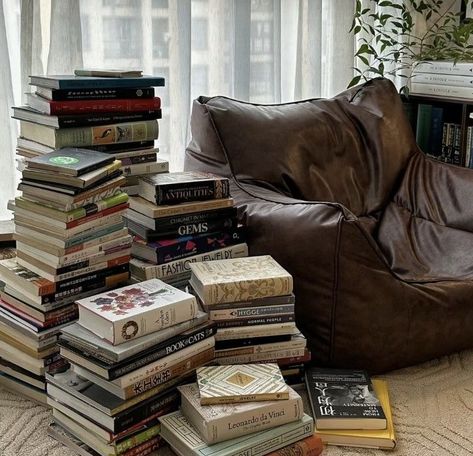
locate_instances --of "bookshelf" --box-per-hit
[402,93,473,168]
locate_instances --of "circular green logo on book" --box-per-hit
[49,156,79,165]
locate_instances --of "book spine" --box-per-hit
[121,436,163,456]
[37,309,78,329]
[415,104,432,153]
[63,222,126,248]
[428,107,443,157]
[56,121,159,148]
[123,347,214,399]
[411,72,473,87]
[154,179,230,205]
[87,140,155,153]
[53,77,165,89]
[469,127,473,168]
[119,153,157,166]
[62,228,129,254]
[411,82,473,98]
[215,348,307,365]
[109,325,216,379]
[122,160,169,177]
[110,296,198,345]
[130,243,248,281]
[41,87,155,101]
[413,61,473,76]
[441,122,448,161]
[67,192,129,222]
[215,338,305,358]
[453,124,462,165]
[209,304,295,320]
[57,110,162,128]
[447,123,456,163]
[214,322,296,341]
[214,314,296,328]
[139,198,234,219]
[65,203,128,229]
[203,294,295,311]
[115,391,179,434]
[265,435,324,456]
[114,423,161,454]
[465,126,472,168]
[49,97,161,115]
[114,337,214,387]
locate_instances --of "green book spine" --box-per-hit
[415,104,432,153]
[114,423,160,454]
[68,192,129,221]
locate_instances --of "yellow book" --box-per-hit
[314,379,396,449]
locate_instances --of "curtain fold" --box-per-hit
[0,0,358,218]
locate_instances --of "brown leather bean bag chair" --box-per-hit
[184,78,473,373]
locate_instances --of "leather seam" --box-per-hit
[329,212,343,364]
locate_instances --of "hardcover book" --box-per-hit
[189,255,293,305]
[179,383,303,444]
[159,411,314,456]
[36,86,155,101]
[139,171,230,205]
[76,279,199,345]
[196,363,289,405]
[314,379,396,449]
[27,148,114,176]
[29,74,165,89]
[305,367,387,430]
[266,435,324,456]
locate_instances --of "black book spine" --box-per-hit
[57,110,162,129]
[215,334,292,350]
[86,140,155,153]
[114,390,179,434]
[119,153,157,166]
[47,87,155,101]
[155,179,230,205]
[153,208,237,230]
[108,324,216,379]
[214,314,295,328]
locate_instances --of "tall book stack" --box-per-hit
[158,363,322,456]
[46,278,216,456]
[188,255,310,384]
[127,172,248,288]
[0,149,131,405]
[12,71,169,194]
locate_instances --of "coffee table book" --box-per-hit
[196,363,289,405]
[314,379,396,449]
[75,278,199,345]
[159,411,313,456]
[189,255,293,305]
[305,367,387,430]
[178,383,303,445]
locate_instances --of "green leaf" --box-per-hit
[348,76,362,89]
[354,25,362,34]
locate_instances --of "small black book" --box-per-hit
[27,148,115,176]
[305,367,387,430]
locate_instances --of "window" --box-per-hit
[153,18,170,59]
[103,17,142,59]
[192,65,209,94]
[192,18,208,51]
[152,0,169,9]
[250,61,274,97]
[251,20,273,55]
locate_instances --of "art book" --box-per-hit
[189,255,293,305]
[305,367,387,430]
[76,279,199,345]
[196,363,289,405]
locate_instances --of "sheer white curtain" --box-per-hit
[0,0,356,219]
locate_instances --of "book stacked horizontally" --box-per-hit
[128,171,248,288]
[46,278,216,456]
[188,255,310,383]
[305,368,396,450]
[158,363,322,456]
[0,149,132,404]
[12,72,169,195]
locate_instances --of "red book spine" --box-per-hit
[48,97,161,115]
[265,435,324,456]
[65,203,129,229]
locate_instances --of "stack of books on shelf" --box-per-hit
[0,149,131,405]
[12,71,169,195]
[128,171,248,288]
[305,367,396,450]
[158,363,322,456]
[411,60,473,99]
[188,255,310,384]
[47,278,216,456]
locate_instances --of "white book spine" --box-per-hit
[414,61,473,76]
[215,348,306,365]
[215,338,306,357]
[215,322,296,341]
[410,83,473,99]
[113,337,215,388]
[209,304,295,320]
[122,160,169,176]
[466,127,472,168]
[131,243,249,280]
[411,72,473,87]
[181,394,304,445]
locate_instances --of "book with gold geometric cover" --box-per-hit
[189,255,293,306]
[196,363,289,405]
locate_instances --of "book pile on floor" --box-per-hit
[305,367,397,449]
[46,278,216,456]
[188,255,310,384]
[12,71,169,195]
[128,171,248,288]
[158,363,322,456]
[0,149,131,405]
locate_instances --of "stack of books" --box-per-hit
[47,278,216,456]
[128,171,248,287]
[12,71,169,195]
[158,363,322,456]
[188,255,310,383]
[0,149,131,404]
[305,368,396,450]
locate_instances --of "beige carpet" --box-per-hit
[1,349,473,456]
